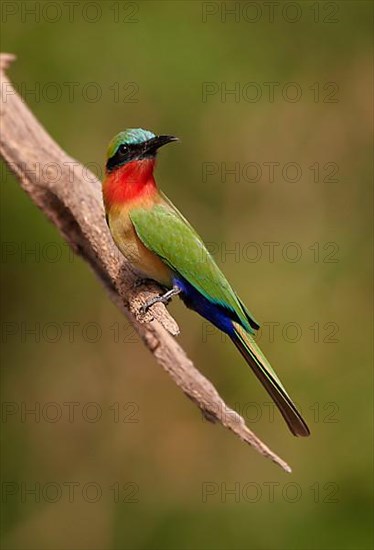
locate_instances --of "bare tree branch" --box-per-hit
[0,53,292,473]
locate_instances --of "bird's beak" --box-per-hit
[145,135,179,155]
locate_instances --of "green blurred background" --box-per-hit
[1,1,373,549]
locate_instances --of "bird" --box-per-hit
[102,128,310,437]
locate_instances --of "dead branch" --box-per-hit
[0,53,292,473]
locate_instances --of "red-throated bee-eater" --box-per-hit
[102,128,310,437]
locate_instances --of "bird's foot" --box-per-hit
[140,286,181,315]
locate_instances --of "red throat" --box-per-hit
[103,158,157,206]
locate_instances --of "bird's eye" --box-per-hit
[118,144,128,155]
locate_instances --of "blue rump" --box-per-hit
[173,275,235,335]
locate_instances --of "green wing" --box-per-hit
[130,197,259,333]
